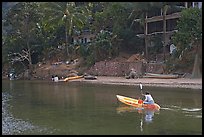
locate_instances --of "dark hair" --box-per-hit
[145,92,150,95]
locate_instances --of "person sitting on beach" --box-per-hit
[54,75,59,82]
[142,92,154,104]
[125,68,142,79]
[51,75,54,81]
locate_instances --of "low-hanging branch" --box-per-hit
[8,49,30,64]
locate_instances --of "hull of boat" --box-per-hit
[116,95,160,110]
[64,76,83,82]
[143,73,179,79]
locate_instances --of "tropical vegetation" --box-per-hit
[2,2,202,79]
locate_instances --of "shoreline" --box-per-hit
[2,76,202,90]
[70,76,202,90]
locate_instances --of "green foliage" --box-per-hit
[79,30,118,66]
[4,3,43,67]
[149,34,163,55]
[172,7,202,56]
[42,2,91,58]
[91,30,114,60]
[92,2,145,53]
[168,7,202,74]
[4,2,200,75]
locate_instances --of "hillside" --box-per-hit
[31,52,189,80]
[2,51,194,80]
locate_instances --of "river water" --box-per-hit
[2,80,202,135]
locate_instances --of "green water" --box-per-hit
[2,80,202,135]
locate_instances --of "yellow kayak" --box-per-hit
[63,75,83,82]
[116,95,160,110]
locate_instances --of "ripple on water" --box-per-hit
[2,92,57,135]
[160,104,202,119]
[181,108,202,112]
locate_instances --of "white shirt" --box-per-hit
[54,76,59,82]
[170,44,176,54]
[144,94,154,102]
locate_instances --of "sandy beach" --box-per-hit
[72,76,202,90]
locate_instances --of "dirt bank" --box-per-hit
[66,76,202,90]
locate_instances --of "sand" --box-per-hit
[71,76,202,90]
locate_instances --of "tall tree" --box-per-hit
[4,2,43,78]
[42,2,91,59]
[172,7,202,78]
[91,2,136,54]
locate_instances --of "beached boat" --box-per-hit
[116,95,160,110]
[63,75,83,82]
[84,75,97,80]
[143,73,179,79]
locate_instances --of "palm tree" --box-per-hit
[42,2,90,59]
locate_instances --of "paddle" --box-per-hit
[138,83,143,104]
[139,82,143,94]
[139,83,143,90]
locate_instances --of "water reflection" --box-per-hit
[116,105,160,132]
[144,110,154,123]
[2,80,202,135]
[9,81,14,91]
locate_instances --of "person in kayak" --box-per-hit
[142,92,154,104]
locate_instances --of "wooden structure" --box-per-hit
[136,2,202,62]
[72,30,95,45]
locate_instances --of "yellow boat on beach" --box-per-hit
[63,75,83,82]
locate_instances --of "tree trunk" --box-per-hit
[163,6,167,63]
[65,20,69,58]
[68,16,73,60]
[191,44,202,78]
[26,14,33,80]
[144,12,148,62]
[191,54,201,78]
[26,39,33,80]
